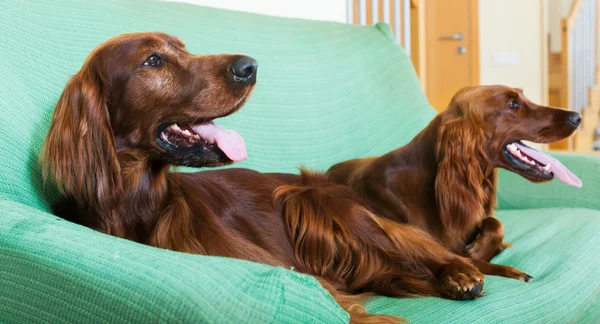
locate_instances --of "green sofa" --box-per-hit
[1,0,599,322]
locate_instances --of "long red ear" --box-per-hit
[41,67,121,214]
[434,112,488,238]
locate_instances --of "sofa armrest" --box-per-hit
[497,153,600,211]
[0,200,348,323]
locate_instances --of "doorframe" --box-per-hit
[422,0,480,100]
[412,0,427,91]
[469,0,480,86]
[540,0,549,106]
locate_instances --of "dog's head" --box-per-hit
[437,85,581,187]
[42,32,256,210]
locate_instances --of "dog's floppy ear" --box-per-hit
[434,100,488,237]
[42,65,121,214]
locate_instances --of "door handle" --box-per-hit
[439,33,464,41]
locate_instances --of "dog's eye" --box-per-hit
[507,100,520,110]
[143,54,162,67]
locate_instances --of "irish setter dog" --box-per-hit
[328,86,582,263]
[42,33,531,323]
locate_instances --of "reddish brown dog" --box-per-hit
[328,86,582,262]
[42,33,533,323]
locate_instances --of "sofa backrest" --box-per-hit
[0,0,436,211]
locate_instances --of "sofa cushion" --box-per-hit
[366,207,600,323]
[0,199,349,323]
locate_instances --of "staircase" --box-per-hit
[553,0,600,154]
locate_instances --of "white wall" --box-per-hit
[164,0,348,23]
[547,0,573,52]
[478,0,546,105]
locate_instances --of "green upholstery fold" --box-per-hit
[0,199,348,323]
[366,207,600,323]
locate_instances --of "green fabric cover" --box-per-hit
[0,0,599,323]
[367,208,600,323]
[0,199,347,323]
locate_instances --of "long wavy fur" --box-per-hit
[435,98,493,240]
[273,170,473,323]
[41,62,122,226]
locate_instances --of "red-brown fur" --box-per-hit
[328,86,581,262]
[42,34,531,323]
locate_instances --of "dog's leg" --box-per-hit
[470,259,533,282]
[373,216,487,300]
[378,216,532,287]
[465,217,510,261]
[275,178,486,302]
[276,182,486,301]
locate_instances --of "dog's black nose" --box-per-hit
[567,112,582,127]
[230,56,258,84]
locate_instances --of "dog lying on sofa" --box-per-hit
[328,85,582,262]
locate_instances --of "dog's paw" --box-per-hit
[440,261,485,300]
[504,266,533,282]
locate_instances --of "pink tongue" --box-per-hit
[515,143,582,188]
[191,122,247,162]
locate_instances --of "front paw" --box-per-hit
[440,261,485,300]
[502,266,533,282]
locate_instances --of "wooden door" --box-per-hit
[425,0,479,111]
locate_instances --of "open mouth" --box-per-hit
[503,141,582,187]
[156,121,247,162]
